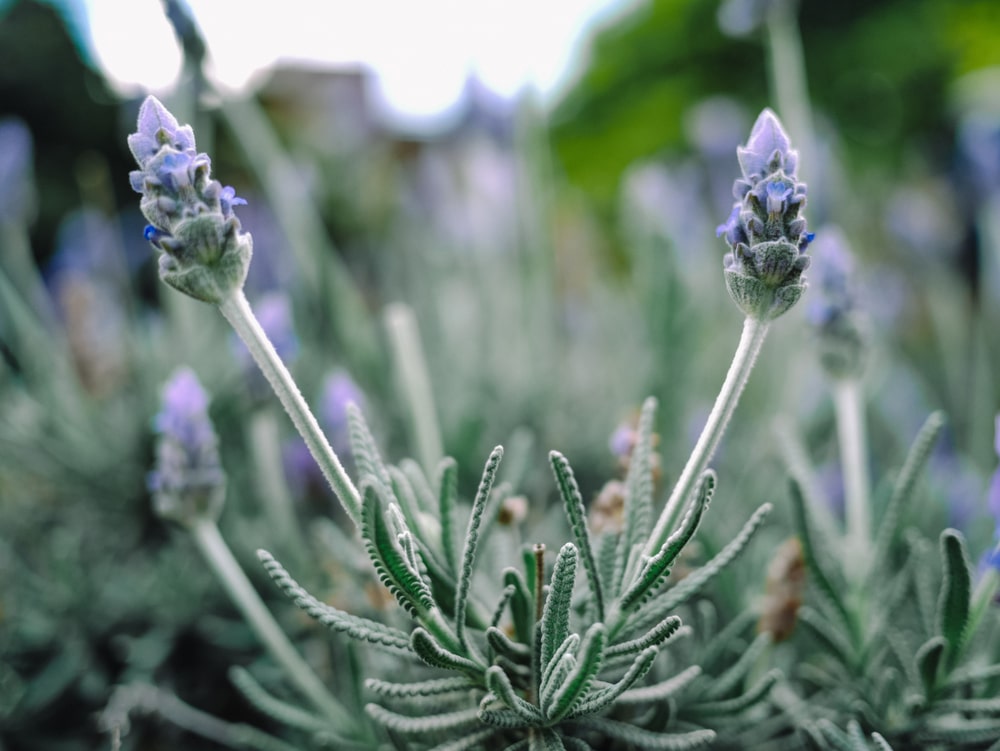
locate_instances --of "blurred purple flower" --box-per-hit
[736,109,799,184]
[320,369,365,457]
[0,117,36,223]
[231,293,299,391]
[148,367,225,525]
[958,113,1000,197]
[806,227,856,328]
[46,210,129,396]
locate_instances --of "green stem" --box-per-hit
[384,302,443,476]
[833,378,872,580]
[643,317,770,560]
[190,519,353,728]
[219,290,361,525]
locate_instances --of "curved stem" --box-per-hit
[190,519,354,728]
[219,290,361,525]
[642,317,770,560]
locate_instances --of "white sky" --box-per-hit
[84,0,627,126]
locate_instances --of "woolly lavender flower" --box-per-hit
[717,108,811,320]
[128,96,251,303]
[806,227,869,379]
[148,367,226,526]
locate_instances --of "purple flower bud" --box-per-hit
[737,109,798,181]
[148,367,225,525]
[806,227,868,378]
[720,109,809,320]
[127,96,251,303]
[765,180,792,216]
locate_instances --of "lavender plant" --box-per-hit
[112,96,824,750]
[773,233,1000,749]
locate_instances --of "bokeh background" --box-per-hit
[2,0,999,748]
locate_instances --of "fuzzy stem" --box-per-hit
[384,302,443,476]
[219,290,361,525]
[190,519,353,727]
[643,317,770,560]
[834,378,872,580]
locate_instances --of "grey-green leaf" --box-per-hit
[936,528,972,662]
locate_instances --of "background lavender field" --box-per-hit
[1,0,999,748]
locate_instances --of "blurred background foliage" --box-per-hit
[1,0,999,748]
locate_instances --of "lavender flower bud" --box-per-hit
[148,367,226,526]
[806,227,869,379]
[127,96,251,303]
[717,109,811,320]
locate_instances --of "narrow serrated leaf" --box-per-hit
[361,483,434,618]
[936,529,972,662]
[689,668,779,716]
[540,633,581,701]
[429,728,500,751]
[607,616,682,658]
[487,626,532,662]
[484,665,543,721]
[870,412,945,579]
[257,549,413,653]
[541,543,578,670]
[788,479,854,636]
[550,450,605,621]
[504,567,534,645]
[546,623,606,721]
[631,504,771,633]
[436,457,459,572]
[455,446,504,649]
[571,646,657,716]
[915,636,947,697]
[617,665,702,706]
[619,472,714,613]
[364,703,479,735]
[570,717,715,750]
[365,676,474,699]
[410,628,481,677]
[347,403,393,491]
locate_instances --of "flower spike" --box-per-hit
[719,108,810,320]
[127,95,252,303]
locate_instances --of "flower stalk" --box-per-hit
[643,316,769,558]
[190,517,353,728]
[219,290,361,525]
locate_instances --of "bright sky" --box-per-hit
[83,0,627,128]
